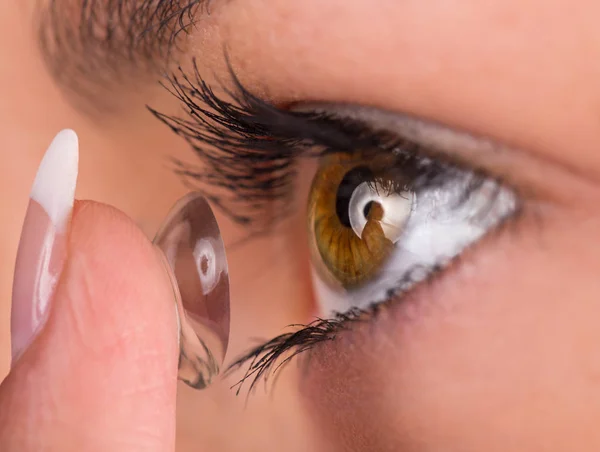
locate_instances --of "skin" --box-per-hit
[0,202,178,450]
[1,0,600,450]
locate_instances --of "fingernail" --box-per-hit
[11,129,79,364]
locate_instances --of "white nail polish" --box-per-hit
[11,129,79,364]
[30,129,79,232]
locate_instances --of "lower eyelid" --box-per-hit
[355,203,527,333]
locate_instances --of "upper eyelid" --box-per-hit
[290,102,521,202]
[292,103,597,207]
[293,103,505,164]
[295,103,600,205]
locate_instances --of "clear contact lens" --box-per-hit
[153,193,230,389]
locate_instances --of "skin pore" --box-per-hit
[2,0,600,451]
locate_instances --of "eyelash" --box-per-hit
[150,60,490,226]
[149,58,515,395]
[226,266,446,396]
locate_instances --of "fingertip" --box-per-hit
[63,200,178,381]
[2,200,177,451]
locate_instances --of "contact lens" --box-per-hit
[153,193,230,389]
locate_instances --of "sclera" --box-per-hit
[153,193,230,389]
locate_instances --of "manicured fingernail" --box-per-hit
[11,129,79,364]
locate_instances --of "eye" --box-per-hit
[152,65,522,390]
[307,146,517,316]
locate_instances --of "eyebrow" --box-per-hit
[37,0,209,111]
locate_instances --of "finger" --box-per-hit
[0,131,178,452]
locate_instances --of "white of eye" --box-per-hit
[312,178,517,316]
[348,181,415,243]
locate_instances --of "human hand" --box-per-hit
[0,131,178,451]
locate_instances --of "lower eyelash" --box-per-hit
[226,262,447,395]
[226,308,371,395]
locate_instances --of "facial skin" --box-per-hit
[2,0,600,451]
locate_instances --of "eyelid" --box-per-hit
[292,103,592,207]
[292,102,523,191]
[291,102,528,194]
[294,102,502,158]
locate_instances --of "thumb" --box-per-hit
[0,132,178,451]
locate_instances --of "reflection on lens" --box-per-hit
[153,193,230,389]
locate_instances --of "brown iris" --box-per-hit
[307,151,402,288]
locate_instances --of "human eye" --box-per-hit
[150,61,520,393]
[304,105,517,317]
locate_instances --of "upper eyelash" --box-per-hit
[150,59,484,230]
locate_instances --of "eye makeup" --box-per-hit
[150,59,521,395]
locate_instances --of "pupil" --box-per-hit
[363,201,374,219]
[336,166,373,227]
